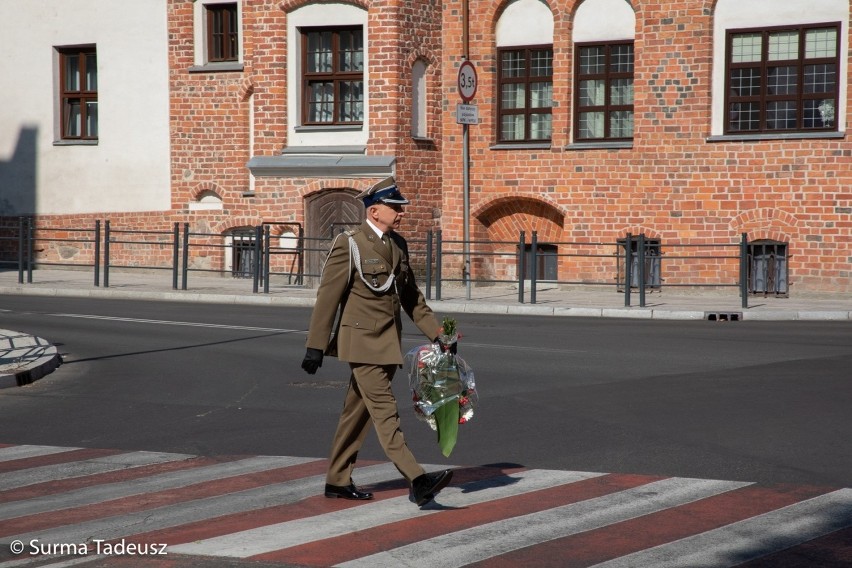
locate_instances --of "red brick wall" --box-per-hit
[9,0,850,295]
[439,0,852,293]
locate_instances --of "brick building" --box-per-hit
[1,0,850,295]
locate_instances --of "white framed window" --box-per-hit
[286,3,368,148]
[495,0,554,144]
[192,0,244,70]
[572,0,635,144]
[711,0,847,137]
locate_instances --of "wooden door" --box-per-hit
[305,189,363,284]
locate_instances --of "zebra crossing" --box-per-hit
[0,443,850,567]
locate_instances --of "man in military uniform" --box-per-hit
[301,176,453,507]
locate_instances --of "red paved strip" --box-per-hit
[0,447,125,473]
[0,455,231,503]
[468,483,837,568]
[252,472,662,566]
[0,459,327,536]
[734,525,852,568]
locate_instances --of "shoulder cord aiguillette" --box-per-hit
[348,234,396,293]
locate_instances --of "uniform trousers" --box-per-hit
[326,363,426,486]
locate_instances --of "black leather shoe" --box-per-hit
[411,469,453,506]
[324,483,374,500]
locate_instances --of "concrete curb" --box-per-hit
[3,284,851,321]
[0,341,63,389]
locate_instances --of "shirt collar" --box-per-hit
[365,219,384,239]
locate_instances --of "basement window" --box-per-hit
[617,237,661,290]
[524,243,558,281]
[748,240,788,296]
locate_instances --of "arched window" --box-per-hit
[712,0,847,137]
[495,0,554,144]
[573,0,635,142]
[412,59,428,138]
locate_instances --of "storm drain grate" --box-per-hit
[705,312,741,321]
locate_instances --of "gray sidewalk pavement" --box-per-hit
[1,267,850,387]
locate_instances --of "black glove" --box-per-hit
[434,337,458,355]
[301,348,324,374]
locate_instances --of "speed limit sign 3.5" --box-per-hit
[457,60,478,103]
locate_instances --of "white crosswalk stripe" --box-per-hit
[0,444,849,568]
[171,469,605,557]
[591,488,852,568]
[337,478,751,568]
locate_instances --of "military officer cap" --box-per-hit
[356,176,410,207]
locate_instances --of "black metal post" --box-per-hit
[435,230,443,300]
[263,224,271,294]
[297,226,304,285]
[740,232,749,309]
[518,231,525,303]
[638,233,646,307]
[94,220,101,287]
[425,230,433,300]
[17,217,24,284]
[530,231,538,305]
[252,225,262,293]
[172,223,180,290]
[624,233,632,307]
[25,217,33,283]
[181,223,189,290]
[103,220,111,288]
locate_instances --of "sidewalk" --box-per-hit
[1,268,850,388]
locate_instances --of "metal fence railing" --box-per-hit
[2,217,756,308]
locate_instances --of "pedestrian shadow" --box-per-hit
[455,462,525,494]
[365,462,525,509]
[60,331,296,364]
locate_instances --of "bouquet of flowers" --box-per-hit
[406,317,477,457]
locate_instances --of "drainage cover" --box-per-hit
[705,312,742,321]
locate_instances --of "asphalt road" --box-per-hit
[1,295,851,487]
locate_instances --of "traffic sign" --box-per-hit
[456,103,479,125]
[457,60,478,103]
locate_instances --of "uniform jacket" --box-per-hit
[306,222,439,365]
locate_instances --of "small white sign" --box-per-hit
[456,103,479,125]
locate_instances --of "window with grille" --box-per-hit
[58,46,98,140]
[227,229,257,279]
[206,3,239,62]
[524,244,558,281]
[575,41,634,141]
[301,27,364,125]
[748,241,788,296]
[617,237,661,290]
[725,23,839,134]
[497,46,553,143]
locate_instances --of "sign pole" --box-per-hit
[457,56,476,300]
[463,121,471,300]
[462,0,471,299]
